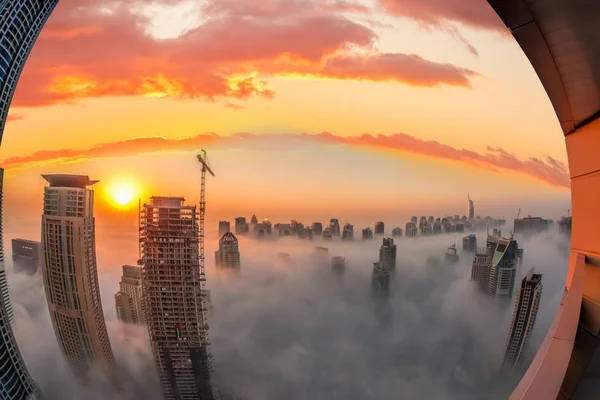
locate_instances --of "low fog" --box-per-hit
[5,229,569,400]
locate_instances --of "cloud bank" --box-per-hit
[12,0,480,109]
[0,132,570,189]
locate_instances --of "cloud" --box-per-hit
[224,102,247,110]
[377,0,508,55]
[6,114,24,123]
[0,132,570,189]
[12,0,479,108]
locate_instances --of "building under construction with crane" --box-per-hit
[139,151,216,400]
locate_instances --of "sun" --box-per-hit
[107,180,138,208]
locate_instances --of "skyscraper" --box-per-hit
[378,238,397,270]
[342,223,354,241]
[218,220,230,236]
[502,269,543,371]
[329,219,340,236]
[374,221,385,235]
[12,238,41,275]
[0,168,44,400]
[331,256,345,276]
[215,231,241,268]
[114,265,144,325]
[311,222,323,236]
[462,234,477,252]
[468,193,475,221]
[0,0,59,142]
[140,197,214,400]
[41,175,116,379]
[513,216,549,236]
[372,262,390,302]
[234,217,249,234]
[362,227,373,239]
[470,246,493,291]
[487,237,518,299]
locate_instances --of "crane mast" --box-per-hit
[196,150,218,399]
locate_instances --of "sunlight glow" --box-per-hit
[106,179,138,208]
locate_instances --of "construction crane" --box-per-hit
[196,150,219,399]
[510,208,521,239]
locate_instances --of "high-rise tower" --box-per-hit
[487,237,518,299]
[468,193,475,221]
[0,168,44,399]
[0,0,59,143]
[114,265,144,325]
[378,238,397,270]
[41,175,116,380]
[502,269,543,371]
[140,197,215,400]
[215,231,241,268]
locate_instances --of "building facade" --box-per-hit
[215,231,241,268]
[0,168,44,399]
[41,175,116,380]
[462,234,477,252]
[487,238,518,299]
[234,217,249,235]
[342,223,354,241]
[329,219,340,236]
[114,265,144,325]
[502,269,543,371]
[140,197,215,400]
[372,262,390,302]
[513,216,549,236]
[378,238,396,270]
[12,238,41,275]
[362,227,373,239]
[0,0,59,142]
[468,194,475,221]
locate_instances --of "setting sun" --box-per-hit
[105,179,138,207]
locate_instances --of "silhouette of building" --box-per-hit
[322,227,333,240]
[405,222,417,237]
[0,168,45,399]
[311,222,323,236]
[392,227,403,237]
[342,223,354,241]
[468,194,475,221]
[372,262,390,302]
[471,246,494,292]
[514,216,549,236]
[140,197,215,400]
[218,221,230,236]
[362,227,373,240]
[11,239,41,276]
[445,244,459,264]
[253,219,272,237]
[234,217,249,234]
[250,214,258,226]
[374,221,385,235]
[378,238,397,271]
[421,224,432,235]
[114,265,144,325]
[313,246,329,267]
[215,232,241,268]
[558,216,572,236]
[502,269,543,371]
[410,216,418,225]
[331,256,345,276]
[329,219,340,236]
[41,175,116,380]
[462,234,477,252]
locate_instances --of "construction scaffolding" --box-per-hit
[139,194,216,400]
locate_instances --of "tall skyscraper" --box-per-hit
[0,0,59,142]
[0,168,44,399]
[487,237,518,299]
[331,256,345,276]
[513,216,549,236]
[468,193,475,221]
[114,265,144,325]
[218,220,230,236]
[140,197,215,400]
[215,231,241,268]
[234,217,249,234]
[470,246,493,291]
[392,227,403,237]
[329,219,340,236]
[362,227,373,239]
[378,238,397,270]
[12,238,41,275]
[342,223,354,241]
[502,269,543,371]
[462,234,477,252]
[374,221,385,235]
[41,175,116,379]
[311,222,323,236]
[372,262,390,302]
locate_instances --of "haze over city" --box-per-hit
[0,1,584,400]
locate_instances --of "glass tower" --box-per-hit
[0,0,59,142]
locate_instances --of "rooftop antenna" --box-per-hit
[510,208,521,240]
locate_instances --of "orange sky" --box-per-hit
[0,0,571,250]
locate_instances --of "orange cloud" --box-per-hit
[0,131,570,189]
[11,0,479,108]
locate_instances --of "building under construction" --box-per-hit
[140,196,215,400]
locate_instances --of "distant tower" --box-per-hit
[114,265,145,325]
[218,221,230,236]
[471,246,493,292]
[250,214,258,226]
[234,217,249,234]
[322,227,333,240]
[372,262,390,302]
[487,238,518,299]
[378,238,397,271]
[374,221,385,235]
[11,238,41,276]
[445,244,459,264]
[462,234,477,252]
[215,232,241,268]
[502,269,543,371]
[329,219,340,236]
[362,227,373,239]
[0,168,45,399]
[140,197,215,400]
[468,193,475,221]
[392,227,403,237]
[331,256,345,276]
[342,223,354,241]
[41,175,116,380]
[312,222,323,236]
